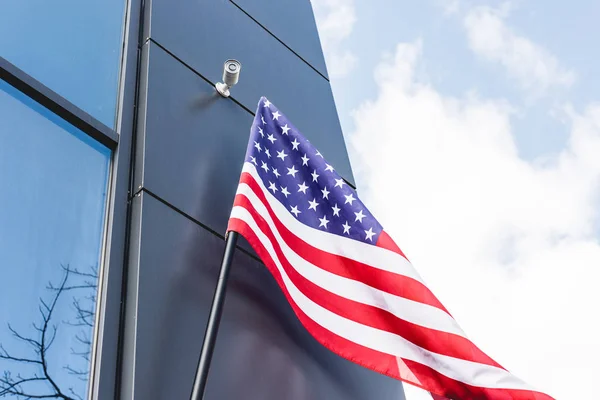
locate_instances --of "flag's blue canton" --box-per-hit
[245,97,383,245]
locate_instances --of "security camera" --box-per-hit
[215,59,241,97]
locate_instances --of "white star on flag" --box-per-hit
[301,154,310,166]
[364,227,376,241]
[311,170,319,182]
[342,221,351,234]
[332,203,341,217]
[261,161,269,173]
[344,193,355,205]
[276,150,288,161]
[354,210,366,223]
[291,138,300,150]
[297,181,308,194]
[287,165,298,177]
[318,215,330,229]
[290,205,301,217]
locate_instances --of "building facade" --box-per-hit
[0,0,406,399]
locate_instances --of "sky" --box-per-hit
[311,1,600,399]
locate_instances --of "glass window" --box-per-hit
[0,0,126,127]
[0,79,110,398]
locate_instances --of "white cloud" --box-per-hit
[464,5,576,96]
[311,0,357,78]
[348,41,600,400]
[439,0,461,15]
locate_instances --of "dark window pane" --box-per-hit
[0,80,110,398]
[0,0,125,127]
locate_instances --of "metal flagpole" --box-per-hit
[190,231,239,400]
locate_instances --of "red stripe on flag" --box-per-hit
[238,172,450,314]
[233,194,503,368]
[228,218,553,400]
[376,230,408,259]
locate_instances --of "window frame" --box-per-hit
[0,0,141,397]
[0,57,118,149]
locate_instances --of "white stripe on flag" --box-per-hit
[229,205,533,391]
[241,162,424,283]
[231,190,465,338]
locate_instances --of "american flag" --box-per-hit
[227,97,553,400]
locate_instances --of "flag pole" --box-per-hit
[190,231,239,400]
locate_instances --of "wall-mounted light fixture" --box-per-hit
[215,59,241,98]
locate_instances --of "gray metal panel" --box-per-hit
[145,0,355,184]
[128,192,405,400]
[135,42,253,237]
[230,0,329,79]
[124,1,406,399]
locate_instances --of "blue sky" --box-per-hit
[321,0,600,158]
[312,1,600,398]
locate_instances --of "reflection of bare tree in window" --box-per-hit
[59,264,98,383]
[0,264,98,400]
